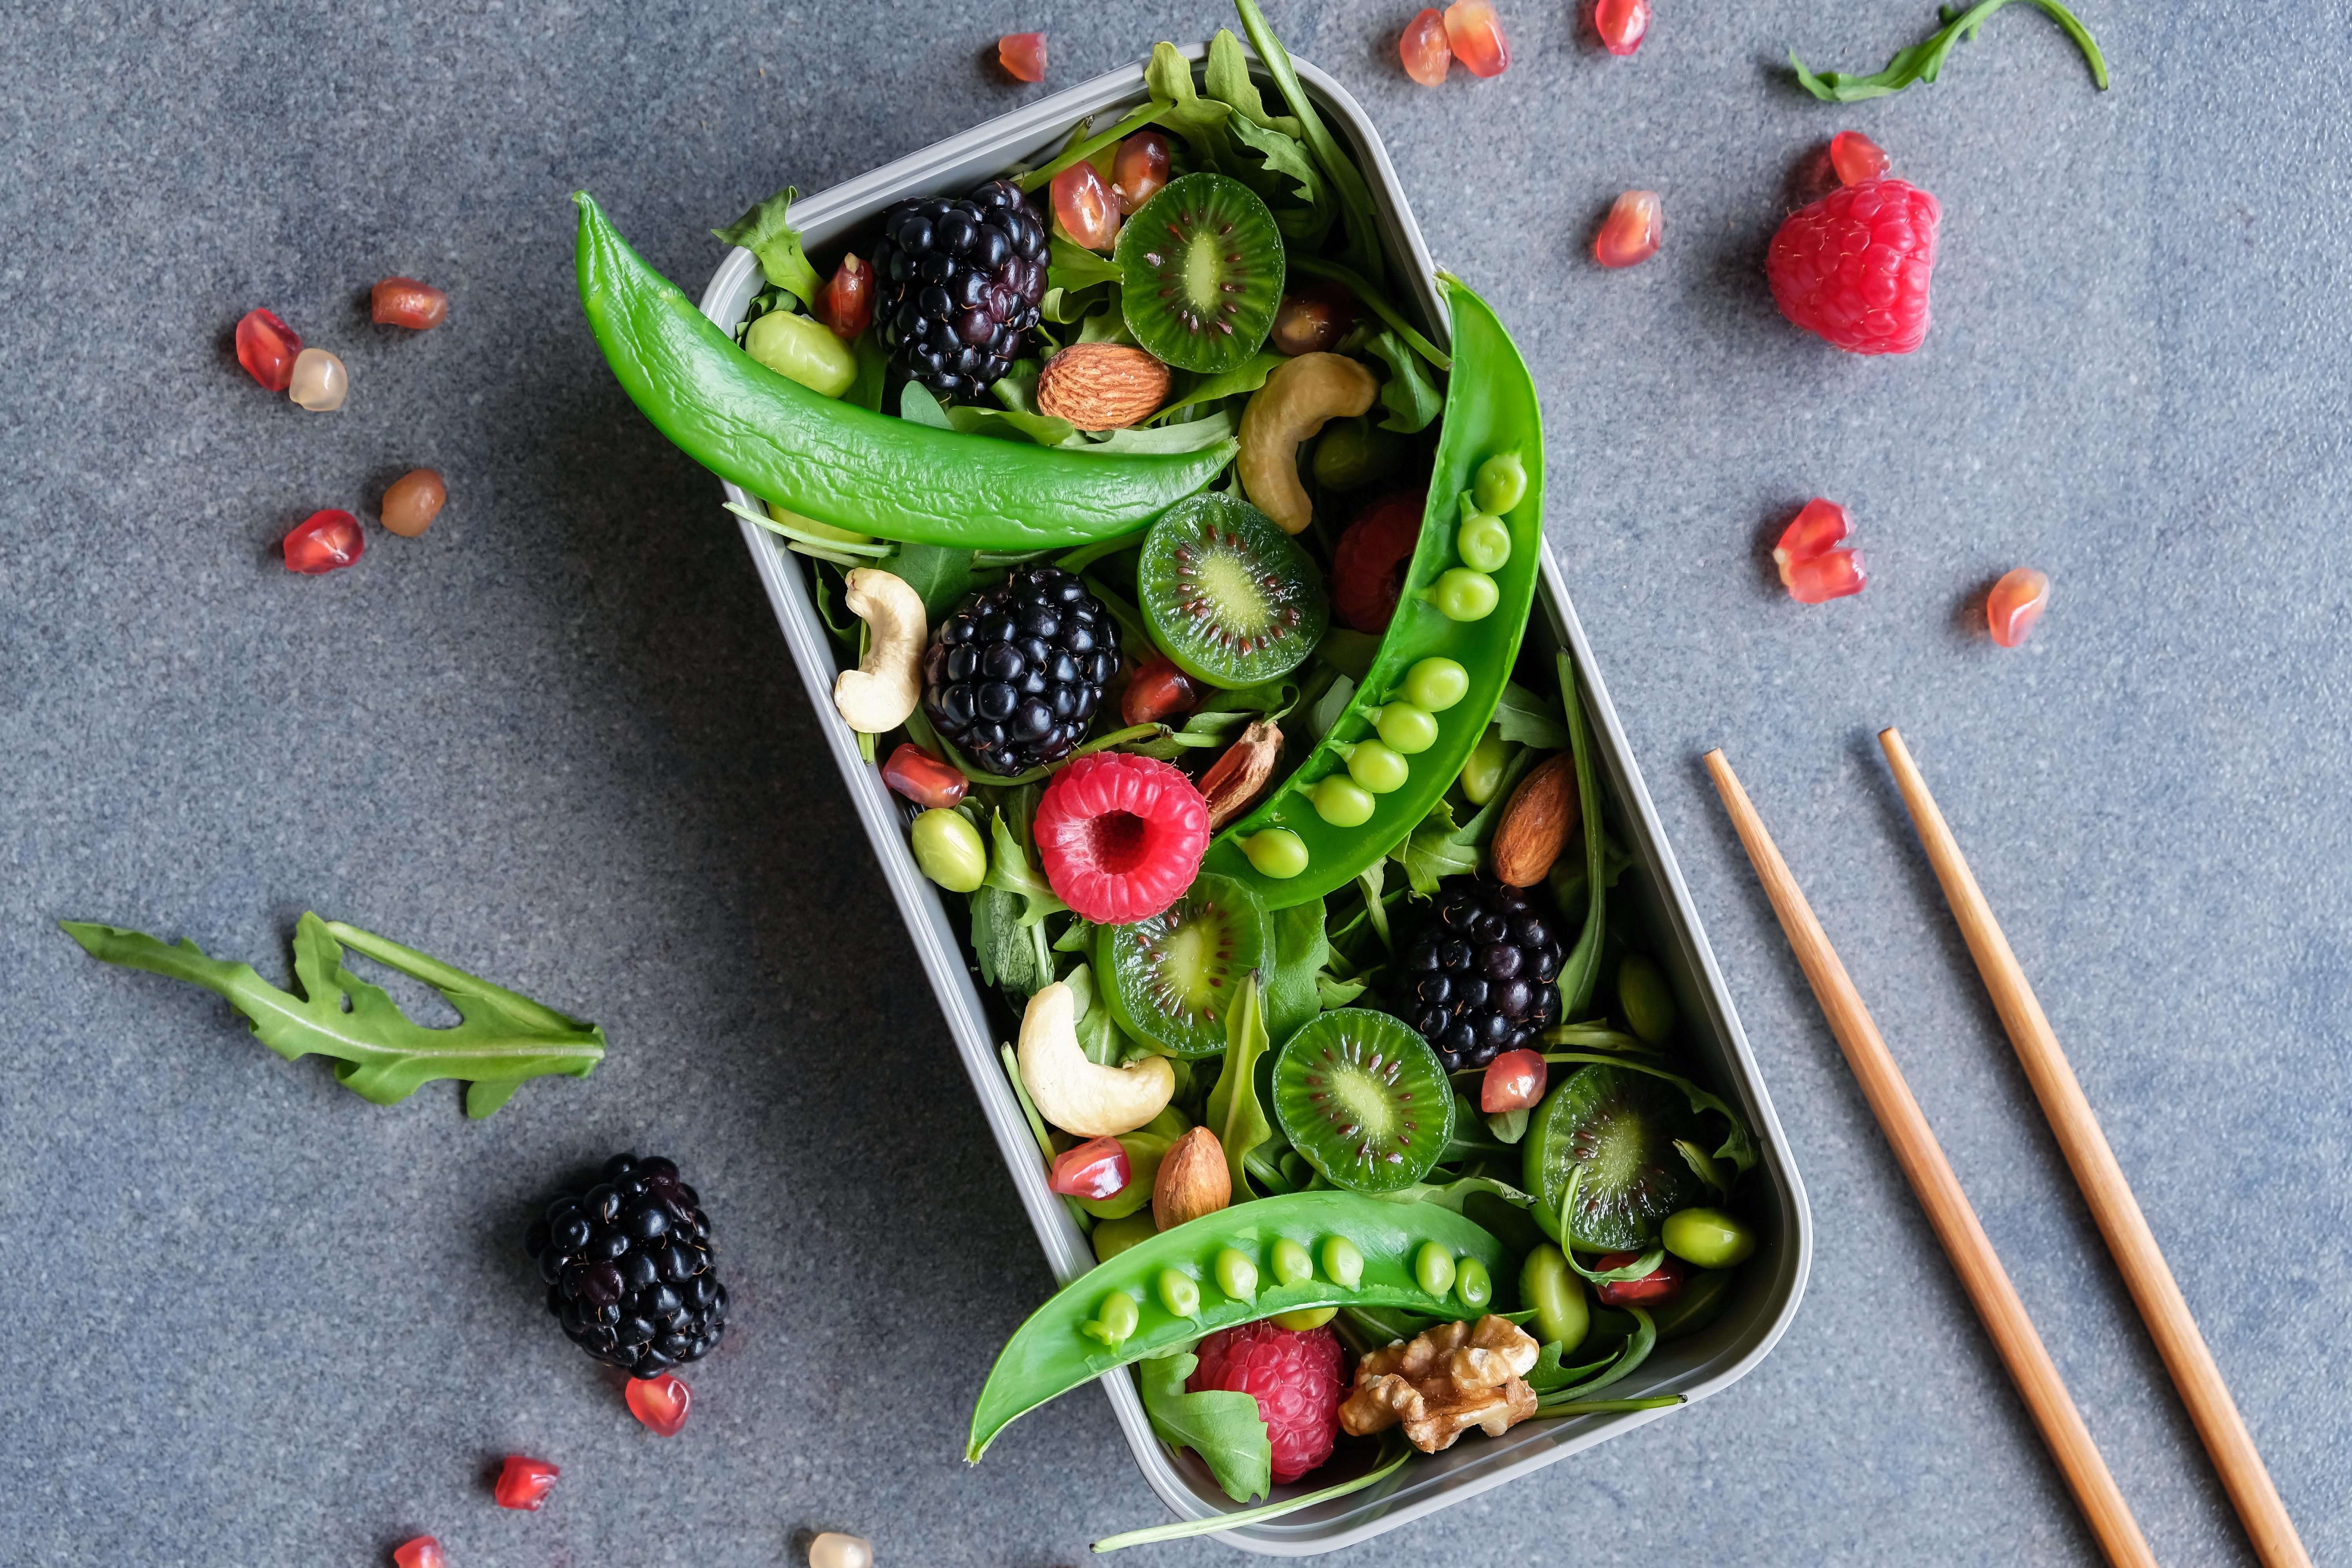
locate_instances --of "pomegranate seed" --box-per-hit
[998,32,1046,83]
[1829,130,1891,187]
[283,509,365,575]
[1786,549,1867,604]
[1051,160,1119,251]
[1399,9,1452,84]
[1595,0,1650,55]
[391,1537,445,1568]
[1269,287,1352,356]
[1444,0,1511,76]
[234,307,301,392]
[493,1455,559,1510]
[1120,653,1200,727]
[1049,1135,1132,1200]
[815,253,875,340]
[1479,1048,1548,1112]
[1594,190,1662,269]
[1772,497,1851,586]
[1593,1252,1690,1307]
[883,742,968,809]
[371,276,447,330]
[1987,568,2050,647]
[1112,131,1171,214]
[626,1372,693,1437]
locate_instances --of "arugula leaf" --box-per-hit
[886,540,987,620]
[1791,0,2109,102]
[1204,973,1274,1196]
[1305,672,1357,749]
[1047,231,1125,294]
[1367,1174,1537,1213]
[1677,1137,1733,1199]
[898,381,955,430]
[1527,1340,1620,1394]
[1534,1306,1659,1406]
[1223,111,1331,243]
[1137,1350,1273,1504]
[1556,651,1608,1020]
[1064,962,1136,1067]
[63,914,604,1117]
[1152,351,1283,423]
[947,402,1078,448]
[712,187,822,301]
[1263,900,1327,1046]
[1074,409,1236,456]
[1485,1107,1530,1144]
[1316,972,1369,1010]
[843,331,889,412]
[1145,41,1234,164]
[1315,628,1383,681]
[1229,0,1385,281]
[1287,254,1451,372]
[1494,681,1570,751]
[1202,29,1300,136]
[987,810,1069,927]
[1364,330,1442,434]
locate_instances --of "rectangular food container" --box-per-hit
[699,45,1811,1555]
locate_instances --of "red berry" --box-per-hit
[1399,8,1452,84]
[1786,549,1867,604]
[815,253,875,341]
[1443,0,1511,77]
[882,742,967,809]
[1772,497,1851,588]
[626,1372,692,1437]
[1111,131,1171,214]
[1829,130,1889,187]
[1987,568,2049,647]
[1765,178,1941,355]
[1188,1320,1345,1483]
[1051,160,1119,252]
[1330,490,1426,633]
[1479,1048,1547,1112]
[1595,0,1650,56]
[998,32,1046,83]
[371,277,448,330]
[1593,1252,1690,1307]
[1120,652,1200,728]
[235,307,302,392]
[391,1538,445,1568]
[1594,190,1662,269]
[283,509,365,575]
[1031,752,1209,925]
[1049,1135,1131,1200]
[493,1455,559,1510]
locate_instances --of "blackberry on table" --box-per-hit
[923,565,1118,777]
[1394,876,1565,1070]
[524,1153,727,1379]
[872,178,1047,402]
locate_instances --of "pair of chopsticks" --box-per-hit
[1707,731,2310,1568]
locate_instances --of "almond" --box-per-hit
[1198,720,1282,829]
[1035,343,1171,430]
[1491,754,1580,887]
[1152,1125,1231,1230]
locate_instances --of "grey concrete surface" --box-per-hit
[2,1,2345,1563]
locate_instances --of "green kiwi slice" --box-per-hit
[1138,493,1330,689]
[1098,873,1272,1059]
[1116,172,1285,373]
[1524,1064,1705,1253]
[1271,1010,1455,1193]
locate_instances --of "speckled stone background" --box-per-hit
[3,1,2345,1563]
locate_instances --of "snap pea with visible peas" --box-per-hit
[967,1190,1510,1462]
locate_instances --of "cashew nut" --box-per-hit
[1016,981,1175,1137]
[831,568,926,733]
[1237,352,1380,535]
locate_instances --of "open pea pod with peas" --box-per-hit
[1196,275,1546,909]
[967,1189,1511,1462]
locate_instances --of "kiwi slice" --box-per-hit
[1524,1064,1705,1253]
[1138,493,1330,689]
[1272,1010,1455,1193]
[1116,172,1285,373]
[1098,873,1272,1059]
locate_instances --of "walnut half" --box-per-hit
[1338,1314,1541,1454]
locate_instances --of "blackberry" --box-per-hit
[923,565,1118,776]
[523,1153,727,1379]
[1394,876,1566,1070]
[872,178,1047,402]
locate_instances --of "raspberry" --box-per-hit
[1330,490,1425,633]
[1031,753,1209,925]
[1764,178,1941,356]
[1189,1320,1345,1483]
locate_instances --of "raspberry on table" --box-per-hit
[1764,178,1941,355]
[1189,1319,1346,1483]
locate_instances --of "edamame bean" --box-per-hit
[1082,1290,1140,1346]
[1369,702,1439,754]
[1426,567,1499,622]
[1458,728,1509,805]
[1403,657,1470,713]
[1341,740,1409,794]
[1414,1241,1457,1298]
[744,309,858,398]
[1310,776,1376,828]
[1310,415,1400,491]
[1319,1235,1364,1290]
[1270,1236,1314,1287]
[1519,1244,1590,1353]
[1474,450,1528,515]
[911,808,987,892]
[1092,1211,1158,1263]
[1661,1207,1757,1269]
[1619,954,1678,1045]
[1214,1247,1259,1303]
[1240,829,1308,879]
[1156,1268,1201,1318]
[1458,511,1512,573]
[1456,1255,1494,1310]
[1271,1305,1337,1330]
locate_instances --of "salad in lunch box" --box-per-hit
[575,0,1761,1543]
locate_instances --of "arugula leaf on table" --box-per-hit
[1364,330,1442,434]
[1204,973,1274,1197]
[1263,900,1328,1046]
[712,187,822,302]
[1790,0,2109,102]
[62,914,605,1118]
[1137,1349,1274,1505]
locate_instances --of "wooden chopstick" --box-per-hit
[1703,749,2158,1568]
[1878,728,2314,1568]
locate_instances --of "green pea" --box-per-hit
[1403,657,1470,713]
[1310,414,1401,491]
[1270,1237,1314,1287]
[1092,1211,1158,1263]
[1455,1255,1494,1310]
[1474,450,1528,515]
[1271,1305,1337,1330]
[911,808,987,892]
[1342,740,1410,795]
[1319,1235,1363,1290]
[1213,1247,1259,1304]
[1619,954,1678,1045]
[1414,1241,1457,1299]
[1457,511,1512,573]
[1240,829,1308,879]
[1156,1268,1201,1318]
[1370,702,1439,755]
[1082,1289,1140,1346]
[1661,1207,1757,1269]
[1425,568,1499,622]
[1458,728,1509,805]
[1309,775,1376,828]
[1519,1244,1590,1354]
[743,309,858,398]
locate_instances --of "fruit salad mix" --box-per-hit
[570,0,1764,1540]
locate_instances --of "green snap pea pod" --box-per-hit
[967,1189,1508,1461]
[572,194,1236,549]
[1197,276,1545,909]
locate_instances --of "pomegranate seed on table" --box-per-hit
[1050,159,1120,251]
[1120,652,1200,726]
[287,347,348,411]
[1443,0,1511,76]
[1593,1252,1690,1307]
[234,307,302,391]
[282,509,365,574]
[1049,1135,1132,1200]
[1987,568,2050,647]
[998,32,1046,83]
[625,1372,693,1437]
[1593,190,1662,268]
[1829,130,1890,187]
[390,1538,445,1568]
[1785,549,1867,604]
[814,254,875,340]
[1772,497,1851,586]
[882,742,968,809]
[1111,131,1171,213]
[1595,0,1650,56]
[1479,1048,1547,1112]
[810,1535,875,1568]
[370,276,447,329]
[493,1455,559,1510]
[1399,9,1452,84]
